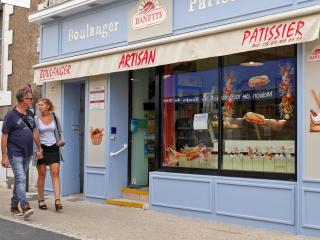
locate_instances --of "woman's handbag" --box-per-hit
[52,112,65,161]
[52,112,65,146]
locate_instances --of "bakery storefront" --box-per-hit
[29,0,320,237]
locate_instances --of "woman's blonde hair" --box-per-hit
[39,98,54,112]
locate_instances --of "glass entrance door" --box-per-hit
[129,68,156,187]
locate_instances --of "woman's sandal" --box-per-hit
[55,199,63,212]
[38,200,47,210]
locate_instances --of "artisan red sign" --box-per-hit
[118,48,157,69]
[39,64,72,81]
[242,21,305,48]
[308,46,320,62]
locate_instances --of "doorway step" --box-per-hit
[105,188,149,209]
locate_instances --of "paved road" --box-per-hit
[0,218,79,240]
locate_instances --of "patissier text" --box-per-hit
[188,0,237,12]
[242,21,304,48]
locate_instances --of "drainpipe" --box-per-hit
[0,4,13,106]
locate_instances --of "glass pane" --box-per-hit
[222,46,296,174]
[162,58,219,169]
[130,68,156,186]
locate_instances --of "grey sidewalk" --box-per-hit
[0,187,316,240]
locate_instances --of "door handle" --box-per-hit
[110,144,128,157]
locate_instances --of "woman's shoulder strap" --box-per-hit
[52,112,62,132]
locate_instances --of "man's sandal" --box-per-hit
[38,200,47,210]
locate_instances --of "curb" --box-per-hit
[0,214,99,240]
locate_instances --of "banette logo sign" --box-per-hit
[131,0,167,30]
[308,46,320,62]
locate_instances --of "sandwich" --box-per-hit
[248,75,270,88]
[243,112,265,125]
[310,109,320,124]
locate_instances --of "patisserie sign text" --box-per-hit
[188,0,237,12]
[242,21,305,48]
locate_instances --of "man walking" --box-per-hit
[1,87,42,218]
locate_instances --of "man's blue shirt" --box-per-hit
[2,108,35,158]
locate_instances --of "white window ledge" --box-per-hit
[0,91,11,106]
[28,0,118,24]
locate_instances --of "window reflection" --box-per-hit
[160,46,296,176]
[222,48,296,174]
[162,59,219,169]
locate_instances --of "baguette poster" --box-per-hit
[223,58,296,106]
[304,40,320,180]
[310,89,320,132]
[243,112,265,125]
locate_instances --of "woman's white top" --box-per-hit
[38,118,56,146]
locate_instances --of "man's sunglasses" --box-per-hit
[23,84,32,94]
[25,97,33,101]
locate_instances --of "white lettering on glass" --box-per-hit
[188,0,236,12]
[67,22,119,42]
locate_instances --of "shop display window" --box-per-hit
[222,48,296,174]
[162,59,219,169]
[160,46,296,179]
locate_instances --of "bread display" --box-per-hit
[243,112,265,125]
[166,145,214,165]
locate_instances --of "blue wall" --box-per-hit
[150,172,297,233]
[40,0,320,62]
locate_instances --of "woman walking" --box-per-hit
[36,98,64,211]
